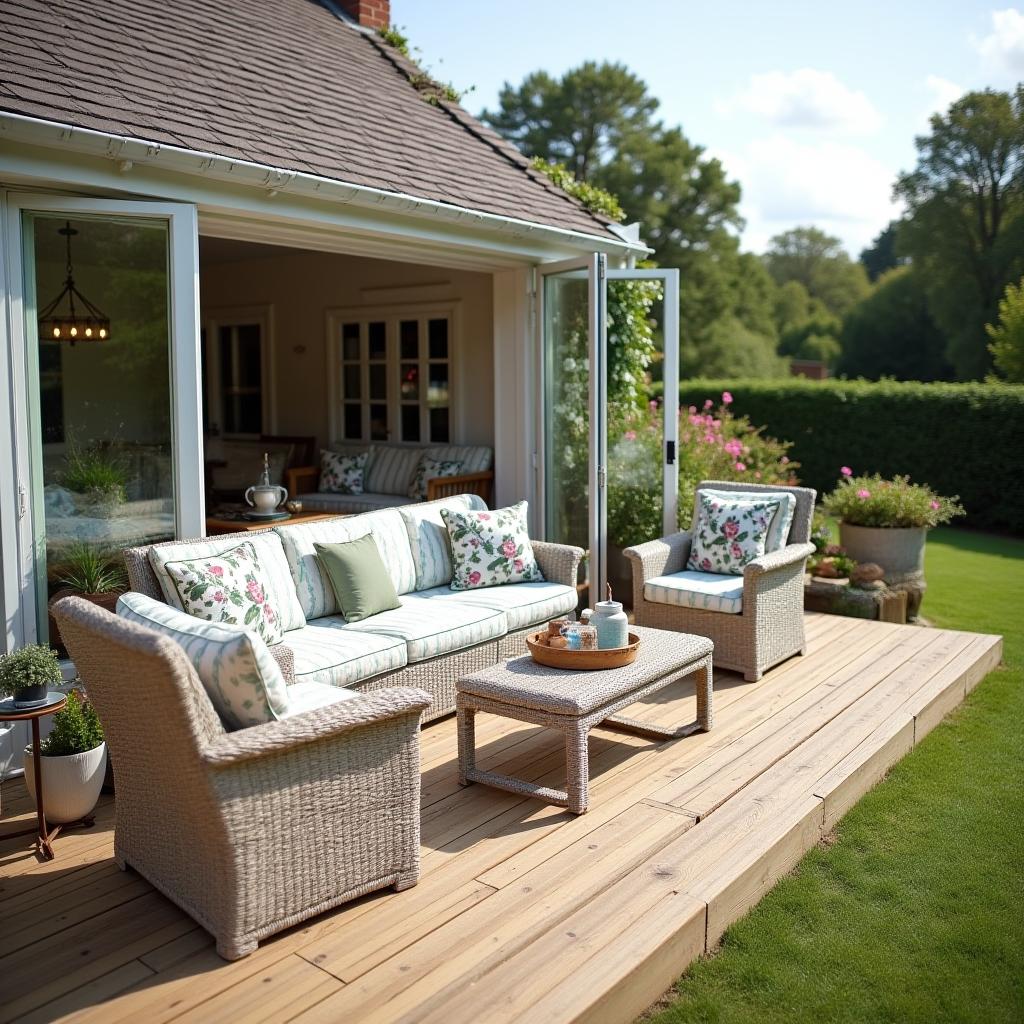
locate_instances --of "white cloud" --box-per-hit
[923,74,964,121]
[973,8,1024,75]
[715,69,882,136]
[714,135,901,255]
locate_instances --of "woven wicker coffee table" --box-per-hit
[456,625,713,814]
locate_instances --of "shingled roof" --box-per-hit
[0,0,619,239]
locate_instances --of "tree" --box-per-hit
[837,266,953,381]
[895,86,1024,379]
[860,221,903,281]
[763,226,871,318]
[988,276,1024,382]
[771,279,842,367]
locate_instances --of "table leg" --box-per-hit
[696,657,714,732]
[457,704,476,787]
[30,718,54,861]
[564,722,590,814]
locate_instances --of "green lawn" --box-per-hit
[646,528,1024,1024]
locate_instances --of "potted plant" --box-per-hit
[48,542,128,651]
[23,690,106,824]
[0,643,63,709]
[823,469,964,618]
[60,439,128,515]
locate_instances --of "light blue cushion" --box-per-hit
[644,571,744,614]
[285,616,408,687]
[280,680,360,718]
[700,488,796,553]
[420,581,578,630]
[116,592,290,729]
[399,494,489,591]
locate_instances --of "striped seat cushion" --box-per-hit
[426,445,493,474]
[644,571,744,614]
[284,616,408,688]
[416,581,578,630]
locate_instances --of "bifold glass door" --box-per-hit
[6,196,203,646]
[540,257,679,605]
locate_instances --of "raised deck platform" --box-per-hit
[0,613,1002,1024]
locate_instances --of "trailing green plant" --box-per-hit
[0,644,62,697]
[55,543,128,594]
[60,439,127,503]
[823,471,965,529]
[531,159,625,220]
[376,24,410,57]
[676,378,1024,533]
[40,691,103,757]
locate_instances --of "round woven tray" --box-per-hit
[526,630,641,670]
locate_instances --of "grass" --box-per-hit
[646,527,1024,1024]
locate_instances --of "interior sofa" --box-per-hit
[285,442,494,515]
[123,494,582,724]
[204,434,316,508]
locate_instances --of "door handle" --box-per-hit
[665,441,676,466]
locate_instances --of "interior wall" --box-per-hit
[198,243,495,452]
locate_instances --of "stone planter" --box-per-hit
[23,741,107,824]
[839,523,928,620]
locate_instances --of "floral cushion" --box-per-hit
[318,449,368,495]
[700,488,796,553]
[162,541,285,645]
[687,493,781,576]
[408,455,463,500]
[116,592,289,730]
[441,500,544,591]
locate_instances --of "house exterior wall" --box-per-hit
[199,247,495,452]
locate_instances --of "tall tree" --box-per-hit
[988,276,1024,382]
[860,221,903,281]
[763,226,871,318]
[895,86,1024,379]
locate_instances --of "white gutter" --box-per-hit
[0,111,651,256]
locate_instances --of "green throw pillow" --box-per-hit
[314,535,400,622]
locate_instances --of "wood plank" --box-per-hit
[14,959,156,1024]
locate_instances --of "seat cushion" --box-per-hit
[399,494,489,591]
[297,492,416,513]
[345,590,507,663]
[425,581,578,630]
[285,616,408,687]
[644,571,744,614]
[280,680,360,717]
[275,507,418,618]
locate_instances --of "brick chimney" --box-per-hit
[337,0,389,29]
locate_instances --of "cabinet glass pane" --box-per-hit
[342,322,360,361]
[343,364,360,400]
[429,406,449,442]
[369,363,386,400]
[400,319,418,360]
[400,363,419,400]
[428,318,448,359]
[428,363,448,405]
[368,321,386,359]
[344,403,362,439]
[401,404,420,442]
[370,403,388,440]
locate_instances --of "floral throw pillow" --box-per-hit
[162,541,284,645]
[408,455,463,500]
[441,500,544,590]
[687,493,782,576]
[318,449,368,495]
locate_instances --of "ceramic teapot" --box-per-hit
[244,452,288,513]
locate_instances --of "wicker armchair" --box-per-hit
[52,596,431,961]
[624,480,816,682]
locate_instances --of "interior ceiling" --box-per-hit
[198,234,322,266]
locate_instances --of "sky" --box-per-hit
[391,1,1024,257]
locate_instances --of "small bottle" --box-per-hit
[591,584,629,650]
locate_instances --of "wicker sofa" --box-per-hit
[54,595,431,960]
[624,480,816,682]
[123,494,583,724]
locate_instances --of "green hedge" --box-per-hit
[676,379,1024,534]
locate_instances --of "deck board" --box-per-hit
[0,614,1001,1024]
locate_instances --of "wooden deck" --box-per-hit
[0,613,1002,1024]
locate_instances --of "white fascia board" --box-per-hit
[0,112,651,265]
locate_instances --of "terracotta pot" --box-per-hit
[839,523,928,619]
[48,589,123,653]
[23,741,107,823]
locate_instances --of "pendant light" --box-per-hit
[38,221,110,344]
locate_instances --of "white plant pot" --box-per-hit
[23,742,107,824]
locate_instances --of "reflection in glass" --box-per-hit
[369,363,387,401]
[428,318,448,360]
[400,319,418,360]
[400,363,419,400]
[344,403,361,439]
[368,321,386,359]
[428,363,448,405]
[429,406,449,443]
[342,322,360,361]
[343,364,360,400]
[401,404,420,442]
[370,403,388,440]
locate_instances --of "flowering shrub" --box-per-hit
[608,392,799,548]
[823,472,965,529]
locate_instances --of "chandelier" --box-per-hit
[38,221,110,344]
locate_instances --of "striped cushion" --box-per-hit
[147,531,305,632]
[644,571,743,614]
[279,680,360,717]
[345,589,507,662]
[364,445,423,495]
[426,445,493,474]
[275,508,418,617]
[700,488,796,553]
[285,616,408,688]
[116,592,290,729]
[399,494,489,591]
[297,492,416,514]
[420,581,578,630]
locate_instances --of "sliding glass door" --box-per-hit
[5,196,202,646]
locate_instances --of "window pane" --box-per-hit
[370,403,388,441]
[429,406,449,443]
[342,322,360,361]
[400,363,419,400]
[400,319,419,360]
[369,363,387,400]
[236,325,261,387]
[428,362,448,405]
[235,393,262,435]
[428,318,448,359]
[401,404,420,442]
[343,364,360,400]
[368,321,386,359]
[344,403,362,439]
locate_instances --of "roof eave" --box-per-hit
[0,112,651,258]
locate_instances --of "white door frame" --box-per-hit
[2,193,204,644]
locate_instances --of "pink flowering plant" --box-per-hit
[823,472,964,529]
[608,392,799,548]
